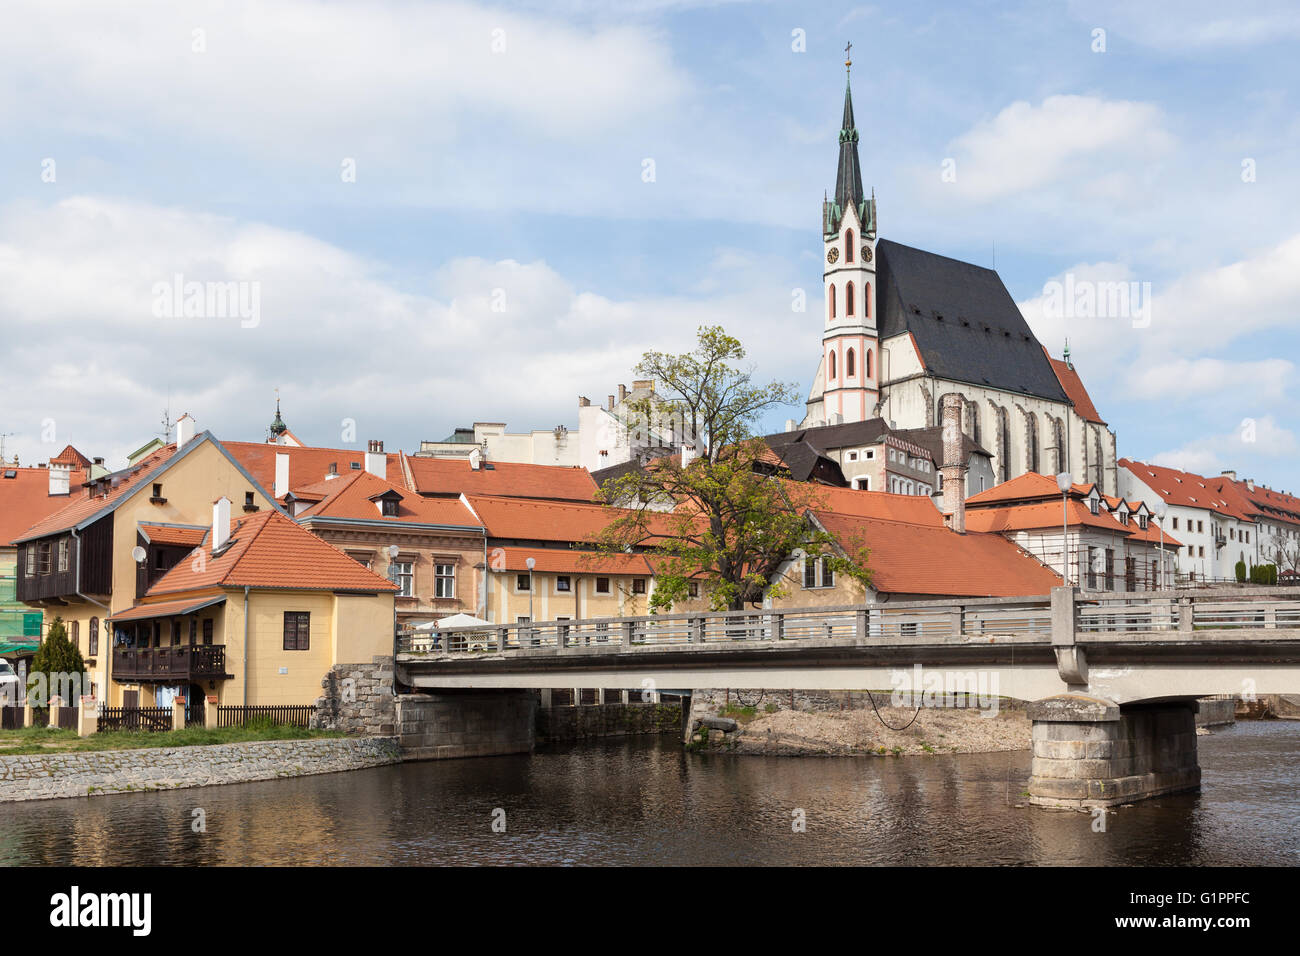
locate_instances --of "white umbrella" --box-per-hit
[434,612,492,628]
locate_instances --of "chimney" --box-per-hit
[1246,479,1255,492]
[365,440,385,477]
[468,447,482,470]
[939,395,968,534]
[618,384,628,402]
[632,379,654,393]
[1221,470,1237,481]
[48,463,71,496]
[608,394,616,410]
[326,462,338,480]
[274,453,289,498]
[681,439,698,468]
[578,396,590,407]
[175,413,197,447]
[784,419,797,432]
[212,496,232,551]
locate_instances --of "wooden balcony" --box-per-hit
[112,644,232,684]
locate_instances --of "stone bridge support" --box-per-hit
[1026,694,1200,809]
[396,690,537,761]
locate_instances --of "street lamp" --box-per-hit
[1153,500,1168,590]
[525,557,536,648]
[386,544,400,660]
[1056,471,1072,586]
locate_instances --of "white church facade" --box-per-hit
[801,55,1119,496]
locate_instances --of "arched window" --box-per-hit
[865,348,873,378]
[829,349,837,380]
[829,284,836,319]
[845,230,854,263]
[846,282,855,316]
[864,282,870,319]
[846,348,856,377]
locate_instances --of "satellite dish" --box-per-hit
[131,546,147,564]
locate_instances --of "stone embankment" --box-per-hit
[0,737,400,803]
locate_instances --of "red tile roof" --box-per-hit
[0,468,78,546]
[222,441,406,497]
[812,510,1062,597]
[965,500,1143,536]
[785,483,946,526]
[463,494,673,544]
[110,595,226,623]
[12,445,179,543]
[295,471,482,528]
[1205,475,1300,528]
[138,523,208,548]
[49,445,91,468]
[1119,459,1254,521]
[402,452,598,502]
[1046,351,1105,425]
[147,509,397,595]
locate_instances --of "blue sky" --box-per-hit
[1,0,1298,492]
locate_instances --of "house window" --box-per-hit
[171,618,181,645]
[190,619,198,644]
[595,576,610,594]
[435,563,455,598]
[829,350,837,380]
[393,561,414,597]
[382,498,399,517]
[556,575,572,593]
[516,573,531,591]
[283,612,310,650]
[632,578,647,595]
[70,620,79,647]
[25,546,34,576]
[846,282,855,316]
[803,557,834,588]
[847,452,858,461]
[88,618,98,657]
[846,348,856,377]
[1089,498,1099,515]
[57,539,69,573]
[821,557,835,589]
[804,557,817,588]
[688,582,699,598]
[203,619,214,645]
[1172,517,1178,530]
[37,542,51,575]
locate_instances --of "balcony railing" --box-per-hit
[112,644,229,683]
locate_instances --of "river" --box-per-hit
[2,721,1297,866]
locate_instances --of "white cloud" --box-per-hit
[1067,0,1300,52]
[1125,357,1295,402]
[1150,416,1298,477]
[0,195,807,469]
[937,95,1174,202]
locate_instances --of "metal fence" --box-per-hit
[98,706,172,733]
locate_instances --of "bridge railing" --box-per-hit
[1075,587,1300,634]
[397,595,1056,656]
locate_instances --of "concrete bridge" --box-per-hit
[394,586,1300,810]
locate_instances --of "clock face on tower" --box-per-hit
[826,247,840,264]
[862,245,873,262]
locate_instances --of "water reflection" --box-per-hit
[1,722,1296,866]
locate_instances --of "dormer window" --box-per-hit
[382,498,398,517]
[1089,497,1099,515]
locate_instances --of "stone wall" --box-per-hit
[396,691,536,760]
[689,687,1011,716]
[312,656,396,735]
[0,737,401,803]
[537,702,682,743]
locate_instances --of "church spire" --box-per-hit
[827,43,872,236]
[269,391,287,438]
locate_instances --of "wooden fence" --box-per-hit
[97,705,172,733]
[216,704,315,728]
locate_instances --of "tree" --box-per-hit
[27,616,87,704]
[1235,560,1247,583]
[594,326,872,611]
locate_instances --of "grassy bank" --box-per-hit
[0,719,345,756]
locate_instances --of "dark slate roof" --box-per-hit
[835,80,864,222]
[763,439,846,485]
[765,418,892,452]
[875,239,1069,404]
[892,426,992,464]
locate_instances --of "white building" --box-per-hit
[801,57,1118,495]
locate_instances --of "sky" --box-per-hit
[1,0,1298,492]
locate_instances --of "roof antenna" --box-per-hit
[160,391,174,443]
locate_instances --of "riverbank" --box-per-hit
[0,723,345,756]
[0,736,400,802]
[690,700,1032,756]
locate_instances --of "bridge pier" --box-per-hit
[395,690,537,761]
[1026,694,1200,809]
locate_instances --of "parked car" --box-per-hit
[0,658,20,705]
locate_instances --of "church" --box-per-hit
[800,51,1118,497]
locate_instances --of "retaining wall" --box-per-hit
[0,736,401,803]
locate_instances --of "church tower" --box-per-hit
[819,44,879,425]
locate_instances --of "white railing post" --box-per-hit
[855,608,868,643]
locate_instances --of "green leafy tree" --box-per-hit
[27,616,87,703]
[1235,560,1247,583]
[593,326,872,611]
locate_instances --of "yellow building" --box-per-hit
[110,504,395,707]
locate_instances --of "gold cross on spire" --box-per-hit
[845,41,852,70]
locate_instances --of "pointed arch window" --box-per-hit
[864,282,870,319]
[846,348,856,378]
[845,230,854,263]
[829,283,837,320]
[846,282,855,317]
[829,349,837,380]
[865,348,873,379]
